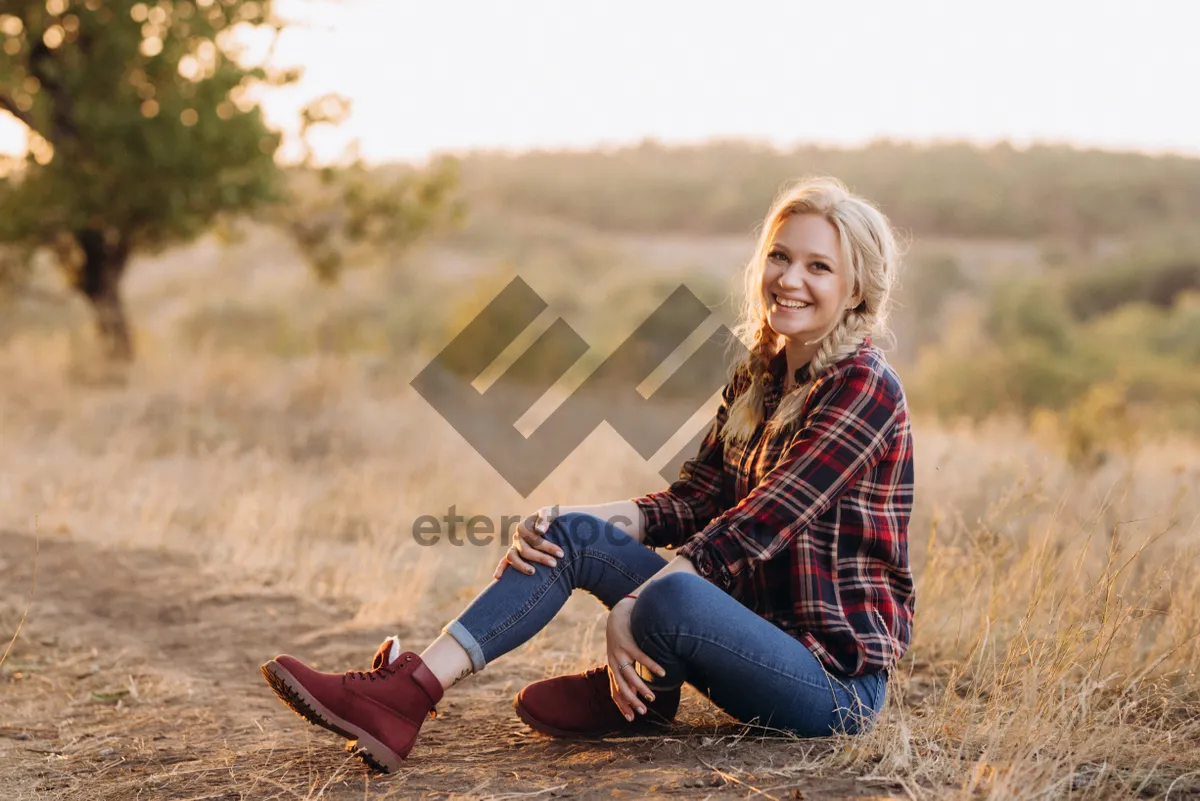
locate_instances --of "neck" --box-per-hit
[782,340,818,389]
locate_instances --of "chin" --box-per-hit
[779,332,816,347]
[772,322,820,343]
[766,317,811,341]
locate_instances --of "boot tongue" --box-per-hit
[371,635,403,671]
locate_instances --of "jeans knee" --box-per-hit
[542,512,615,551]
[631,571,708,635]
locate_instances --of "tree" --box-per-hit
[0,1,460,361]
[0,0,285,360]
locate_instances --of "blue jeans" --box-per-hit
[444,512,887,737]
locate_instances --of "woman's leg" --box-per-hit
[630,572,887,737]
[438,512,668,676]
[260,511,668,774]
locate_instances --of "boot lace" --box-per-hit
[347,653,414,681]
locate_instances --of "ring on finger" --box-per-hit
[618,661,634,671]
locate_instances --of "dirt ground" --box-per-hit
[0,529,908,800]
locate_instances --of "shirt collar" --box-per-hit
[761,336,872,391]
[762,350,811,390]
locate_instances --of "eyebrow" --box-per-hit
[770,242,838,265]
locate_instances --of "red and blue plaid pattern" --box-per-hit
[634,341,915,677]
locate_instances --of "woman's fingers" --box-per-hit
[524,528,563,559]
[609,655,648,718]
[517,514,563,565]
[607,659,639,721]
[502,544,537,577]
[619,656,658,704]
[626,645,666,685]
[516,536,558,567]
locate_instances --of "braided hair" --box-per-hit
[721,176,903,444]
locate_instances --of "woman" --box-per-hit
[261,175,915,774]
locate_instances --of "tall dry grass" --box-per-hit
[1,227,1198,797]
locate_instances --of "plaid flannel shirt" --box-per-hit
[632,340,915,677]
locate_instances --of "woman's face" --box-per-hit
[761,213,857,348]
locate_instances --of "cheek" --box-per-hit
[818,275,852,307]
[760,270,778,299]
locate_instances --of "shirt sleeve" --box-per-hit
[675,361,902,597]
[631,372,744,549]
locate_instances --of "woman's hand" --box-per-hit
[494,506,564,579]
[605,597,665,721]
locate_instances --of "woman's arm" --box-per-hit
[627,374,745,549]
[530,501,648,544]
[629,553,698,593]
[677,362,903,597]
[553,500,648,543]
[605,553,699,720]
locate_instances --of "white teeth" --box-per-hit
[774,294,810,309]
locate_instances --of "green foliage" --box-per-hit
[0,240,32,298]
[278,155,463,284]
[1152,296,1200,361]
[912,337,1093,420]
[910,235,1200,439]
[1063,255,1200,321]
[0,0,281,256]
[0,0,284,358]
[0,1,462,359]
[984,278,1072,350]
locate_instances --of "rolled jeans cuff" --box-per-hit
[444,619,487,673]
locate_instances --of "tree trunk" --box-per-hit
[74,229,134,362]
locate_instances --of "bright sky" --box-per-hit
[3,0,1199,163]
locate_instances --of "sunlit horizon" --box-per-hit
[3,0,1199,164]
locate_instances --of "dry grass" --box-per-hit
[1,229,1199,798]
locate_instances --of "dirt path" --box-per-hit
[0,531,902,800]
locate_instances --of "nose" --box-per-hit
[775,261,806,289]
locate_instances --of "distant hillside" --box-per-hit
[450,139,1200,244]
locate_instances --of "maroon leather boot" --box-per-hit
[514,665,679,738]
[262,647,442,773]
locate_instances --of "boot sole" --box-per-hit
[513,695,674,739]
[261,660,400,774]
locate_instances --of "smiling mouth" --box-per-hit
[772,293,811,310]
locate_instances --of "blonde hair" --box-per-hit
[721,176,903,443]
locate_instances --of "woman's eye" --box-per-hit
[812,262,831,272]
[768,250,789,263]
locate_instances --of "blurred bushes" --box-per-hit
[910,235,1200,461]
[984,279,1073,350]
[459,140,1200,244]
[1064,254,1200,321]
